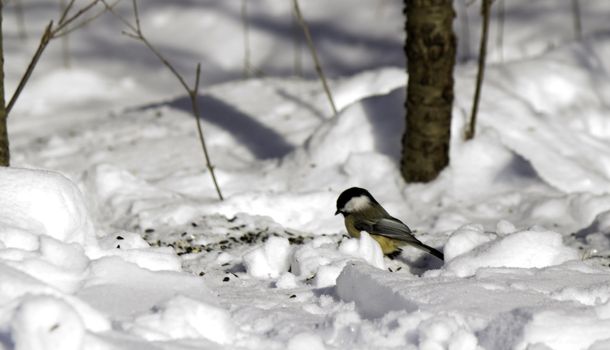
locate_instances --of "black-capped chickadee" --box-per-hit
[335,187,444,261]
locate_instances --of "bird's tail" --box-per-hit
[416,242,444,261]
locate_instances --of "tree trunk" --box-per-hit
[0,1,8,166]
[401,0,456,182]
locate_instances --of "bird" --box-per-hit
[335,187,444,261]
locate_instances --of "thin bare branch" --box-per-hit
[571,0,582,40]
[104,0,224,200]
[132,0,141,33]
[55,0,121,38]
[102,0,137,31]
[6,22,53,115]
[292,0,338,117]
[7,0,112,117]
[191,63,224,200]
[57,0,77,25]
[194,63,201,93]
[121,30,140,40]
[241,0,251,78]
[55,0,100,32]
[495,0,505,62]
[465,0,492,140]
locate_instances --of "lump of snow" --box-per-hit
[338,231,385,270]
[243,236,291,279]
[517,309,610,350]
[93,231,181,272]
[130,295,234,345]
[8,236,90,293]
[77,256,216,318]
[287,332,327,350]
[0,167,95,246]
[275,272,299,289]
[443,224,495,261]
[445,229,579,277]
[417,315,479,350]
[288,233,386,288]
[10,295,85,350]
[336,262,418,319]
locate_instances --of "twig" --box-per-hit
[495,0,504,62]
[459,0,471,61]
[13,0,27,40]
[465,0,492,140]
[291,0,338,117]
[291,5,302,77]
[102,0,224,201]
[241,0,251,78]
[6,22,53,114]
[571,0,582,40]
[191,64,224,200]
[60,0,71,68]
[6,0,110,115]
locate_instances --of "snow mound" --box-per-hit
[338,231,385,270]
[336,262,418,319]
[289,233,386,288]
[77,256,217,318]
[445,229,579,277]
[244,236,292,279]
[9,295,85,350]
[287,332,327,350]
[129,295,234,345]
[0,167,95,246]
[443,223,496,261]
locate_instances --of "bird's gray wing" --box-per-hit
[354,217,421,245]
[355,217,445,261]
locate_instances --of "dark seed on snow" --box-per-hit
[223,277,230,282]
[396,267,402,271]
[191,222,198,227]
[181,232,187,237]
[231,273,239,278]
[199,272,205,276]
[116,245,121,249]
[221,263,230,267]
[145,228,155,233]
[219,240,229,245]
[116,236,124,240]
[289,295,296,299]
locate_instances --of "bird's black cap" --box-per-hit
[335,187,377,215]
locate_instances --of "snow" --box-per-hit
[3,0,610,348]
[445,228,580,277]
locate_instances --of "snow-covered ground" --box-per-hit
[3,0,610,349]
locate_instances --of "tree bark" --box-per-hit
[401,0,456,182]
[0,1,9,167]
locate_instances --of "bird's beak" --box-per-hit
[334,209,341,216]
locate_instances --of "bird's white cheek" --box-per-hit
[345,195,370,212]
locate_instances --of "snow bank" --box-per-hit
[243,236,292,279]
[287,332,327,350]
[0,167,95,246]
[445,229,579,277]
[337,260,610,349]
[244,232,386,288]
[9,295,86,350]
[129,295,234,345]
[336,262,418,319]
